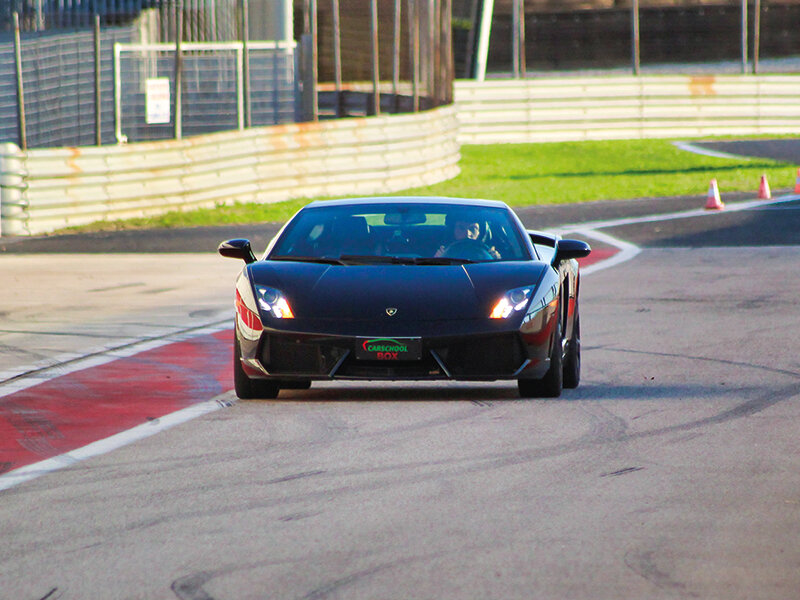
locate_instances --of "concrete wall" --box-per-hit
[455,75,800,144]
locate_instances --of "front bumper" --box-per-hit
[240,323,552,382]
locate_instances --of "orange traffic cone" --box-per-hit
[705,178,724,210]
[758,174,771,199]
[794,168,800,194]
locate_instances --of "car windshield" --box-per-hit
[269,203,530,263]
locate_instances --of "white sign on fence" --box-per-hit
[145,78,171,124]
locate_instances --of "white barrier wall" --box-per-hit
[0,143,26,238]
[0,105,460,236]
[455,75,800,144]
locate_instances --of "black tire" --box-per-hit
[518,308,563,398]
[234,336,280,399]
[563,308,581,389]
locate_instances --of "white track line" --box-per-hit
[572,228,641,276]
[559,193,800,275]
[0,321,230,398]
[558,193,800,235]
[0,320,236,492]
[672,141,753,160]
[0,396,233,492]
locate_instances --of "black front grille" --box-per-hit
[259,331,527,380]
[432,333,527,378]
[262,335,347,376]
[335,355,444,379]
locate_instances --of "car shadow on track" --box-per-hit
[226,381,751,403]
[251,384,523,402]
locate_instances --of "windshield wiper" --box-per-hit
[338,254,416,265]
[269,255,344,265]
[338,255,477,265]
[270,255,475,266]
[411,257,476,265]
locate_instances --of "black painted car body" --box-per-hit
[219,197,590,398]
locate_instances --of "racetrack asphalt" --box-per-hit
[697,138,800,164]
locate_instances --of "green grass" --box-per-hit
[59,138,797,233]
[402,140,796,204]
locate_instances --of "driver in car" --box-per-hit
[435,218,501,259]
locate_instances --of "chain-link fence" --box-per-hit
[1,6,298,148]
[0,27,134,148]
[6,0,799,149]
[1,29,298,148]
[115,41,297,143]
[0,0,237,40]
[2,1,451,148]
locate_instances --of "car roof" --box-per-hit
[303,196,511,210]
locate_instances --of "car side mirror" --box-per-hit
[553,239,591,264]
[218,238,256,264]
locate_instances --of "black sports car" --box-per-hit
[219,197,590,398]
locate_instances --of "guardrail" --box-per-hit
[0,105,460,236]
[455,75,800,144]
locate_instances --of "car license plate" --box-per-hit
[355,337,422,361]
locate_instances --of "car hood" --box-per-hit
[249,261,548,321]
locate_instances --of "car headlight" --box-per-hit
[255,285,295,319]
[490,286,533,319]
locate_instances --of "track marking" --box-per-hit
[571,228,641,276]
[0,329,235,491]
[560,193,800,275]
[0,320,229,396]
[672,140,753,160]
[0,396,233,492]
[559,193,800,234]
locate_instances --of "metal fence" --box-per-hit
[0,0,237,40]
[6,1,800,151]
[483,0,800,77]
[1,24,298,148]
[114,41,298,143]
[0,26,134,148]
[304,0,454,119]
[1,0,452,148]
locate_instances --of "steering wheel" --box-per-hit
[441,238,494,260]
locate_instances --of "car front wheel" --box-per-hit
[234,335,280,399]
[518,307,563,398]
[563,307,581,389]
